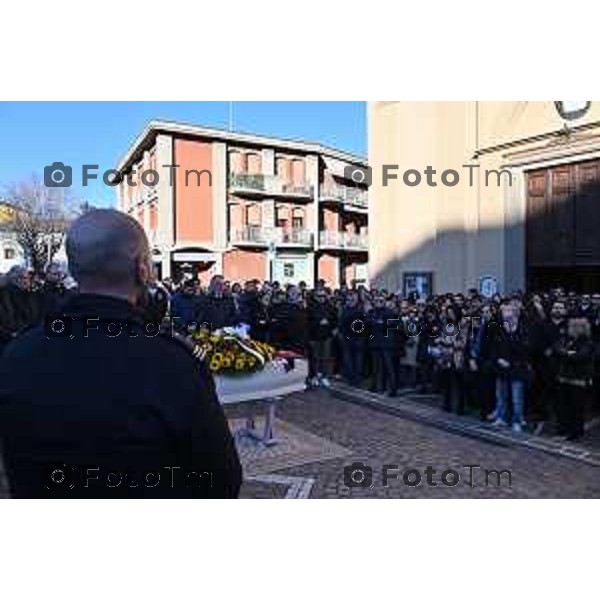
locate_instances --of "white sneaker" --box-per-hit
[309,377,319,388]
[512,423,523,434]
[320,376,331,389]
[486,411,498,421]
[491,418,506,427]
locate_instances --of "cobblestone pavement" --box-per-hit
[240,390,600,498]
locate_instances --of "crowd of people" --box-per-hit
[2,263,599,443]
[164,275,600,442]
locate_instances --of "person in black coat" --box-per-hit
[367,295,399,395]
[265,286,306,353]
[170,279,203,332]
[465,303,497,420]
[0,266,41,354]
[534,299,568,433]
[0,209,241,498]
[197,275,238,331]
[37,262,73,320]
[553,315,595,441]
[237,281,261,332]
[307,290,337,387]
[338,291,367,386]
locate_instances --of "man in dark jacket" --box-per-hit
[367,295,399,395]
[170,279,203,331]
[0,266,41,354]
[338,291,367,386]
[237,280,261,333]
[37,262,73,320]
[268,286,307,354]
[534,299,568,433]
[489,302,531,432]
[0,209,241,498]
[198,275,237,331]
[307,289,337,388]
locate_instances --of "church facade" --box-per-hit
[368,101,600,294]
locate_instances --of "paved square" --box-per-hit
[240,390,600,498]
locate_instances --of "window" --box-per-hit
[276,205,289,229]
[4,247,15,260]
[284,263,295,278]
[276,157,290,182]
[246,203,262,226]
[292,207,305,230]
[403,272,433,298]
[247,153,262,175]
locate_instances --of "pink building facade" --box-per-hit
[116,121,368,287]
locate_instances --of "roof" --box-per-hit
[117,119,367,172]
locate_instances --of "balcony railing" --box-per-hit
[345,187,368,209]
[319,184,368,209]
[344,232,369,250]
[277,228,313,245]
[232,226,314,247]
[229,173,314,197]
[231,225,270,245]
[318,230,368,251]
[319,230,345,248]
[319,183,346,203]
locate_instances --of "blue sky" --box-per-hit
[0,102,366,206]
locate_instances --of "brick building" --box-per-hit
[116,121,368,287]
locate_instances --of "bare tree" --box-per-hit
[1,176,83,274]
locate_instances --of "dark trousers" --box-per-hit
[371,349,397,394]
[528,363,551,422]
[417,359,436,392]
[342,342,364,386]
[398,364,417,388]
[308,339,332,379]
[438,369,465,414]
[557,383,587,440]
[475,370,496,420]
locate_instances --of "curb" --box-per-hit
[330,383,600,467]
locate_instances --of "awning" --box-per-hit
[172,252,219,263]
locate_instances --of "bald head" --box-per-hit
[66,209,151,299]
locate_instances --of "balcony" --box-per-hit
[345,188,368,211]
[319,184,368,211]
[277,228,313,246]
[318,230,368,252]
[344,232,369,251]
[231,226,314,248]
[319,183,346,204]
[318,230,345,249]
[229,173,314,199]
[231,225,271,245]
